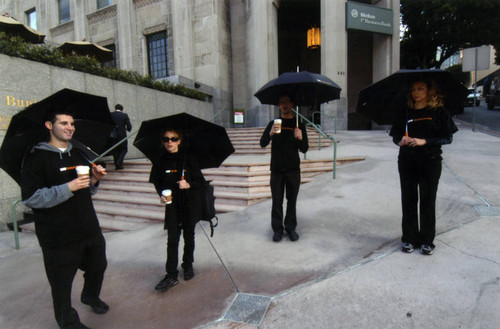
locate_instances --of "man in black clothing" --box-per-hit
[111,103,132,169]
[21,109,109,329]
[260,94,308,242]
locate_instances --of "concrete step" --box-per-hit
[91,127,362,231]
[93,203,164,222]
[97,214,154,231]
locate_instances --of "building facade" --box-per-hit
[1,0,400,129]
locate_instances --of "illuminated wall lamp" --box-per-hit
[307,27,321,50]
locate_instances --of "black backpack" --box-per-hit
[201,180,218,237]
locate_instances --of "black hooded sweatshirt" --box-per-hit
[21,142,100,248]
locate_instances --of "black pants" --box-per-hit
[166,223,195,278]
[113,144,127,167]
[270,170,301,232]
[398,157,442,247]
[41,232,107,328]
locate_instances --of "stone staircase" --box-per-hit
[92,127,363,231]
[228,127,334,154]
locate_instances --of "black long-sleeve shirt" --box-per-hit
[260,117,308,172]
[389,106,458,160]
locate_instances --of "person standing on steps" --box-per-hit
[111,103,132,170]
[260,94,309,242]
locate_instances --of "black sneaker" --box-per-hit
[80,296,109,314]
[154,275,179,292]
[184,267,195,281]
[401,242,415,253]
[273,231,283,242]
[420,244,434,255]
[286,230,299,241]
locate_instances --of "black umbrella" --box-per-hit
[254,71,341,106]
[356,69,469,125]
[133,113,234,169]
[0,89,114,184]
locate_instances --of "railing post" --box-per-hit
[300,113,336,179]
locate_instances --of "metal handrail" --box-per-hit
[312,111,337,134]
[297,110,337,179]
[11,198,22,250]
[91,130,139,163]
[210,108,228,123]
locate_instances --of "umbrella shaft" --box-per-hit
[92,130,138,164]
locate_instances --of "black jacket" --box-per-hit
[149,150,205,229]
[111,110,132,140]
[21,143,101,248]
[260,117,309,172]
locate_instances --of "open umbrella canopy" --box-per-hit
[0,14,45,44]
[254,71,341,106]
[58,41,113,62]
[356,69,469,125]
[0,89,114,185]
[133,113,234,169]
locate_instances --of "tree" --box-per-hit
[445,64,470,86]
[400,0,500,69]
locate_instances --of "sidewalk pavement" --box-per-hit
[1,120,499,329]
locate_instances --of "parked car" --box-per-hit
[486,90,500,110]
[464,88,480,107]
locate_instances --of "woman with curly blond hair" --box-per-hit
[389,79,458,255]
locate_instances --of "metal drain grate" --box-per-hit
[223,293,272,325]
[475,205,500,217]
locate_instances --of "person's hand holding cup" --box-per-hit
[69,165,90,191]
[162,189,173,204]
[271,118,282,136]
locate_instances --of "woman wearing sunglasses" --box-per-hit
[148,128,205,292]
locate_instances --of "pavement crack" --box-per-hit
[468,276,500,327]
[442,161,492,207]
[438,239,500,266]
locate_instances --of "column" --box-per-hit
[321,0,348,130]
[246,0,279,126]
[171,0,194,79]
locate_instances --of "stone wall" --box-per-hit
[0,53,213,230]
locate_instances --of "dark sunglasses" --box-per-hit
[161,136,180,143]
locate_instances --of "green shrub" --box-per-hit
[0,32,208,101]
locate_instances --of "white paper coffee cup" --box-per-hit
[274,119,282,133]
[162,189,173,204]
[76,165,90,177]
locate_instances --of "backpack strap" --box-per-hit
[208,215,218,237]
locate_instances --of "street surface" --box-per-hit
[455,99,500,134]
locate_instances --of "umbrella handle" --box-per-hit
[90,162,106,174]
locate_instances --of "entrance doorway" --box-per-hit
[278,0,321,122]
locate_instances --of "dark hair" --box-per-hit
[115,104,123,111]
[161,128,183,140]
[407,79,444,109]
[44,105,75,124]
